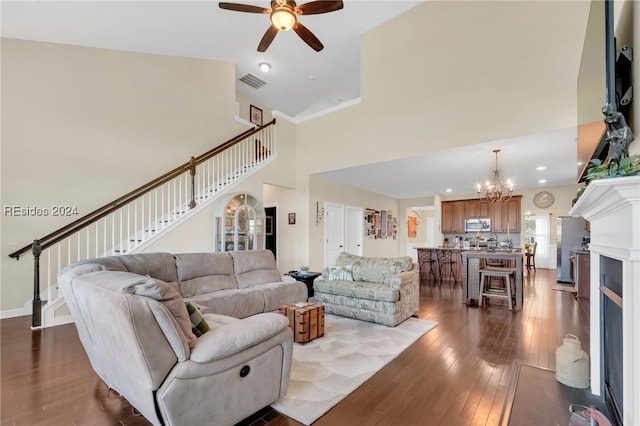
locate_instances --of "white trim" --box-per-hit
[570,176,640,425]
[1,307,28,319]
[272,97,362,124]
[234,115,254,127]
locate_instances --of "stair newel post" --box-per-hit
[32,239,42,328]
[189,156,197,209]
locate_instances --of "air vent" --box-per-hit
[239,73,268,89]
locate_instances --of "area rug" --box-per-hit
[271,314,438,425]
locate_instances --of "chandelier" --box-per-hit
[477,149,514,203]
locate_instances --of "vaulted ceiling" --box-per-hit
[2,1,597,199]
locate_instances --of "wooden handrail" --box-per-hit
[193,118,275,164]
[8,118,276,260]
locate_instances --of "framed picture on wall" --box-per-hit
[250,105,263,126]
[408,216,417,238]
[288,213,296,225]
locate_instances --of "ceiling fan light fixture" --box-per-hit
[270,7,296,31]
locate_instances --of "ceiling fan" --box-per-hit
[219,0,344,52]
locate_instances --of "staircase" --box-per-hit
[9,119,277,329]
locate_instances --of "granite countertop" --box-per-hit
[463,250,524,257]
[415,246,469,251]
[415,246,522,252]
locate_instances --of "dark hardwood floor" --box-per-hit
[1,268,590,426]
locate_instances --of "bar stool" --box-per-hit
[419,250,439,284]
[485,258,504,268]
[525,242,537,273]
[485,258,505,286]
[479,267,516,310]
[437,250,456,286]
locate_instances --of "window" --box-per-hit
[524,214,551,269]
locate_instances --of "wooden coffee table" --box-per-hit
[279,302,325,343]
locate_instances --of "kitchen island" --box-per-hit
[461,250,525,310]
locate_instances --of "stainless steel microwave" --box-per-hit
[465,218,491,232]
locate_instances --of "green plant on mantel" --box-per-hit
[584,154,640,181]
[573,155,640,205]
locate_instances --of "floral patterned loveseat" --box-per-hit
[313,252,419,326]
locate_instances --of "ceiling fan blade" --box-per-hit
[293,22,324,51]
[219,2,270,14]
[296,0,343,15]
[258,25,279,52]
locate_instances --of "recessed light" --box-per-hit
[536,166,546,171]
[445,188,453,193]
[258,62,271,73]
[538,179,547,184]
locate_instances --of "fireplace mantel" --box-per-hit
[569,175,640,425]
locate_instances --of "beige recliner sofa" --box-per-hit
[58,250,306,425]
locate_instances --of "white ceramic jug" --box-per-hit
[556,334,590,389]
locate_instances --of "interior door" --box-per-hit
[324,203,344,267]
[345,206,364,256]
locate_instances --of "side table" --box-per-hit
[289,271,321,298]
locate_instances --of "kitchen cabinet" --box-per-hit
[442,201,465,233]
[443,197,520,234]
[442,202,452,232]
[464,200,492,221]
[452,202,465,231]
[477,201,491,218]
[465,202,477,219]
[491,196,521,233]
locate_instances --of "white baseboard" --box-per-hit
[52,315,74,326]
[1,307,28,319]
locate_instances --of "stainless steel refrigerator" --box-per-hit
[557,216,589,283]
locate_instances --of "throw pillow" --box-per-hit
[324,264,353,281]
[185,302,210,337]
[123,277,197,347]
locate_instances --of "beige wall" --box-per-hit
[308,175,400,269]
[236,92,274,127]
[519,184,584,249]
[292,1,593,268]
[2,38,244,313]
[295,1,590,176]
[398,197,435,253]
[263,182,307,273]
[2,0,636,317]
